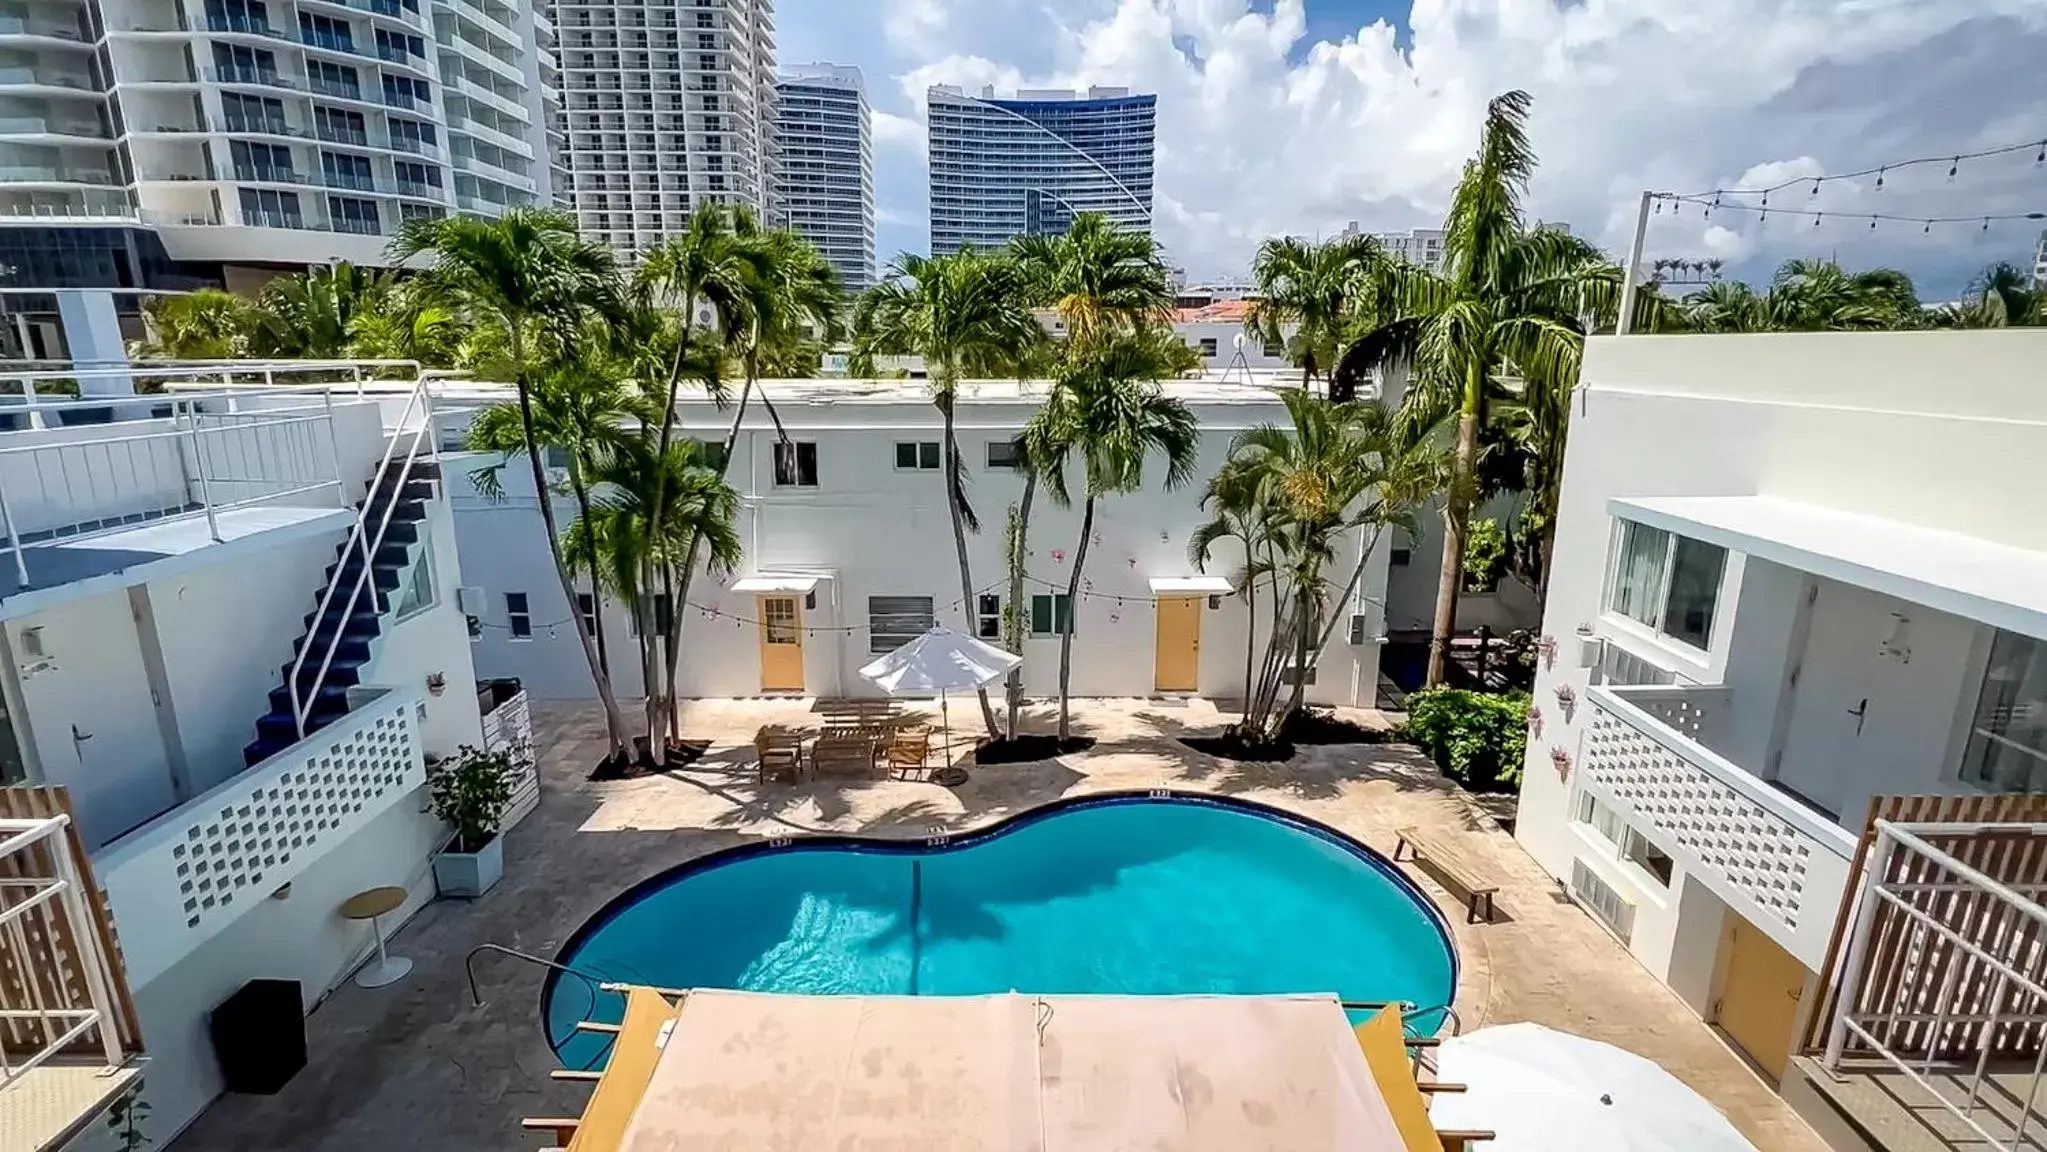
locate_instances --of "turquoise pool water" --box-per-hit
[544,795,1456,1068]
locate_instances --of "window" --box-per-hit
[895,441,941,471]
[238,187,302,228]
[576,592,598,638]
[762,597,797,644]
[395,537,436,620]
[1390,526,1412,567]
[628,593,673,638]
[506,591,531,639]
[772,440,817,487]
[1197,337,1218,357]
[1604,519,1727,651]
[1960,629,2047,793]
[1570,859,1634,944]
[985,439,1022,469]
[1576,791,1673,887]
[868,595,933,654]
[1029,593,1072,639]
[976,594,1002,640]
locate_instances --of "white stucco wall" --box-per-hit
[447,385,1390,709]
[1517,330,2047,999]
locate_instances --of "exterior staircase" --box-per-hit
[241,459,441,766]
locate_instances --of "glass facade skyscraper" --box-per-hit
[925,85,1154,255]
[774,63,873,293]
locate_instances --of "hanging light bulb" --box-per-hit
[1869,216,1878,230]
[1982,217,1991,232]
[1923,220,1932,235]
[1760,191,1770,209]
[2037,141,2046,164]
[1948,157,1959,179]
[1874,167,1886,190]
[1812,212,1822,227]
[1810,178,1821,196]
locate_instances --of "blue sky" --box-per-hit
[777,1,2047,298]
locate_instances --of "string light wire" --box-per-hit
[1674,136,2047,200]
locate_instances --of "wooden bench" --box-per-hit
[813,726,881,780]
[754,725,806,784]
[1394,827,1501,923]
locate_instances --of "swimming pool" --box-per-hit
[544,793,1457,1068]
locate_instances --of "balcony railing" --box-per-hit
[0,392,347,588]
[1581,683,1858,964]
[95,686,425,987]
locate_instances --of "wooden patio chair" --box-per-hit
[885,726,930,779]
[754,725,803,785]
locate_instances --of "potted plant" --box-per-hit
[427,743,515,898]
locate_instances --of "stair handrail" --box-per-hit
[288,377,436,738]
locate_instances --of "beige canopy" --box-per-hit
[608,990,1408,1152]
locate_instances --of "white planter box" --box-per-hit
[432,834,503,898]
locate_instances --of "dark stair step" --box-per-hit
[267,682,351,716]
[280,654,369,690]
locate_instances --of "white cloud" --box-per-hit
[794,0,2047,293]
[871,109,926,158]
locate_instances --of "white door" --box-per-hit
[1774,582,1895,817]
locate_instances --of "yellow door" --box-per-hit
[1154,596,1202,693]
[1718,916,1808,1081]
[758,595,804,692]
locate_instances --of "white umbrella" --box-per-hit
[858,626,1022,767]
[1429,1023,1758,1152]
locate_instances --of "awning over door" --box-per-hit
[1611,495,2047,640]
[729,574,822,594]
[1148,575,1234,595]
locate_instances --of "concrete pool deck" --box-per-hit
[174,696,1827,1152]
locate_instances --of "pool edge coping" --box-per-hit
[539,789,1462,1055]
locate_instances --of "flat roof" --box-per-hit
[427,374,1322,409]
[1612,494,2047,641]
[600,991,1405,1152]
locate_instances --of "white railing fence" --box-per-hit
[288,375,437,737]
[0,814,125,1087]
[1822,820,2047,1152]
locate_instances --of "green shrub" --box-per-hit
[1462,517,1507,592]
[426,744,516,853]
[1400,688,1529,791]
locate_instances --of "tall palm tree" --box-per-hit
[1188,459,1275,726]
[1036,335,1200,740]
[1246,233,1385,397]
[465,359,638,678]
[251,261,385,358]
[132,288,254,359]
[1960,261,2041,326]
[390,207,635,756]
[1010,211,1172,348]
[857,249,1039,739]
[1684,258,1927,333]
[1340,90,1645,686]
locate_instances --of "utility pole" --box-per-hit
[1616,191,1655,335]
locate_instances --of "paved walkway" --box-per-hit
[176,697,1826,1152]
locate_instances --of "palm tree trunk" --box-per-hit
[1239,562,1256,726]
[1426,402,1482,687]
[511,325,631,754]
[642,315,697,757]
[663,372,753,722]
[567,468,609,678]
[641,553,664,766]
[939,389,1001,740]
[1004,472,1037,740]
[1057,495,1095,742]
[1280,590,1314,727]
[1309,525,1385,656]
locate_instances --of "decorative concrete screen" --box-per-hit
[1582,697,1812,933]
[98,689,425,987]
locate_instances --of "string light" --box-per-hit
[1653,194,2047,230]
[1676,135,2047,200]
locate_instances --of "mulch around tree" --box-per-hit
[588,738,711,781]
[1179,708,1394,764]
[972,735,1097,765]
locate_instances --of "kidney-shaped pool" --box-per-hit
[544,793,1457,1068]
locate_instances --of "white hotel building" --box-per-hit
[771,62,871,294]
[1519,330,2047,1138]
[441,374,1399,709]
[0,366,517,1150]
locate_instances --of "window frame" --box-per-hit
[505,590,531,640]
[772,440,819,488]
[893,440,941,472]
[394,536,437,621]
[1573,789,1674,890]
[1028,593,1072,639]
[575,591,598,639]
[985,439,1021,470]
[1601,518,1727,656]
[976,593,1002,640]
[867,594,935,655]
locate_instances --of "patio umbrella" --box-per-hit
[1429,1023,1758,1152]
[859,626,1022,767]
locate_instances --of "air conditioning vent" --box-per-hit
[456,585,488,614]
[1571,858,1635,944]
[1348,613,1369,646]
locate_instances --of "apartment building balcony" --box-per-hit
[0,799,144,1152]
[434,0,521,46]
[450,149,532,191]
[389,133,444,161]
[1580,682,1859,967]
[447,112,533,157]
[299,0,426,33]
[0,15,91,49]
[0,190,133,221]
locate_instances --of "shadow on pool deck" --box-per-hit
[174,696,1827,1152]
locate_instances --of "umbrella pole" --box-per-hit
[941,690,953,768]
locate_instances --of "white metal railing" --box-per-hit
[95,687,424,988]
[1823,820,2047,1152]
[0,359,425,410]
[0,814,124,1087]
[1582,684,1857,961]
[0,392,348,588]
[287,375,435,736]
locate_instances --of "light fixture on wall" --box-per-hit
[16,626,53,678]
[426,672,447,697]
[1880,612,1913,663]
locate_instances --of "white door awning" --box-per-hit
[1148,576,1234,595]
[730,574,822,594]
[1611,495,2047,641]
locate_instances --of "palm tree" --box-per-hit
[1683,279,1769,333]
[1198,391,1438,738]
[1684,258,1927,333]
[465,359,638,678]
[857,249,1039,740]
[1246,233,1385,397]
[1958,261,2041,326]
[390,207,635,757]
[1188,460,1275,726]
[1010,211,1172,347]
[1035,335,1200,740]
[1340,90,1647,686]
[251,261,385,358]
[132,288,255,359]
